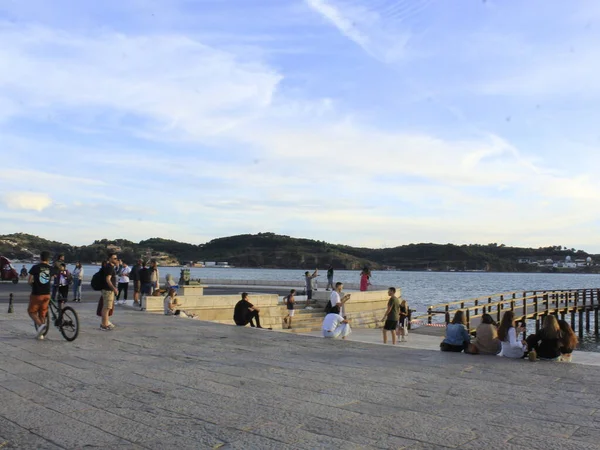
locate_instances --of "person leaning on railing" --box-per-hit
[440,310,471,352]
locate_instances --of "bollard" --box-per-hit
[8,293,14,313]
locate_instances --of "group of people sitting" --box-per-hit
[441,309,578,362]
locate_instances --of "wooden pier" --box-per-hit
[417,288,600,337]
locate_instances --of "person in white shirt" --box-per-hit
[116,262,131,305]
[71,262,84,302]
[329,282,351,315]
[322,313,351,339]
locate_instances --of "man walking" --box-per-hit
[322,312,351,339]
[326,265,334,291]
[100,253,119,331]
[304,269,318,309]
[381,287,400,344]
[138,261,151,309]
[116,261,131,304]
[233,293,263,328]
[28,251,52,340]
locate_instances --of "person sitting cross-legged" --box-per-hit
[233,293,263,328]
[440,310,471,352]
[322,312,351,340]
[558,319,578,362]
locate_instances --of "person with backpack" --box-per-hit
[283,289,295,329]
[138,261,152,310]
[99,253,119,331]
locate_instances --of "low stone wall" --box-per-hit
[144,286,400,330]
[144,288,286,329]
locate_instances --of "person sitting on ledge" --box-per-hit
[467,314,501,355]
[233,292,263,328]
[164,288,190,317]
[525,315,562,361]
[497,311,527,359]
[440,310,471,352]
[558,319,578,363]
[322,312,351,340]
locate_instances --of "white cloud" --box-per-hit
[0,22,282,138]
[3,192,53,211]
[305,0,412,63]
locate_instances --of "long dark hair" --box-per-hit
[541,315,560,340]
[481,314,497,326]
[558,319,578,349]
[497,311,515,341]
[451,310,466,325]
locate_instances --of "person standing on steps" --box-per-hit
[329,282,351,315]
[28,251,52,340]
[326,265,334,291]
[100,253,119,331]
[381,287,400,345]
[283,289,296,329]
[304,269,318,309]
[233,293,263,328]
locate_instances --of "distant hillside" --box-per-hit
[0,232,597,272]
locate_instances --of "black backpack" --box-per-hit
[90,268,104,291]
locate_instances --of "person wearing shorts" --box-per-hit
[381,287,400,345]
[100,253,119,331]
[28,251,52,340]
[283,289,296,329]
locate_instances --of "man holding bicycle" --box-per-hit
[28,251,52,340]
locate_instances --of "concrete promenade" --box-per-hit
[2,304,600,449]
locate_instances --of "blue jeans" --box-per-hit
[72,279,82,300]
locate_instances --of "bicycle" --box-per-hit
[35,297,80,341]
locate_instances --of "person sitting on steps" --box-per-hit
[467,314,501,355]
[440,310,471,352]
[526,315,562,361]
[497,311,527,359]
[233,293,263,328]
[558,319,578,362]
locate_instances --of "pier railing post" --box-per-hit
[522,292,527,319]
[474,299,479,316]
[427,307,432,325]
[445,305,450,324]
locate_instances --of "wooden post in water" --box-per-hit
[595,306,599,337]
[586,289,591,332]
[579,309,584,338]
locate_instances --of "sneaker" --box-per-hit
[528,350,537,362]
[37,334,45,341]
[100,325,112,331]
[305,306,314,310]
[107,322,116,329]
[36,324,47,338]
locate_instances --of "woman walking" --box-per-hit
[359,267,371,292]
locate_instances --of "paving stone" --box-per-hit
[2,303,600,449]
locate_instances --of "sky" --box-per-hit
[2,0,600,251]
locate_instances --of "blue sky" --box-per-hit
[2,0,600,251]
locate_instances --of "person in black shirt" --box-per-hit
[28,251,52,339]
[100,253,119,331]
[130,259,142,305]
[233,293,262,328]
[138,261,151,310]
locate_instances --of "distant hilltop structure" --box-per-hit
[517,255,594,269]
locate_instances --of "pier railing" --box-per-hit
[415,288,600,337]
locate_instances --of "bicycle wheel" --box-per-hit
[58,306,79,341]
